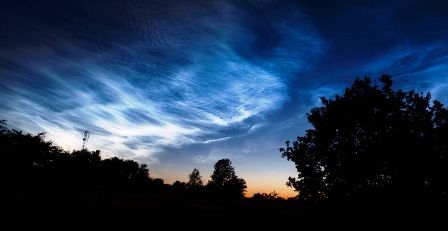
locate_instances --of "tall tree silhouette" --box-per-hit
[280,75,448,203]
[207,158,247,199]
[187,168,203,188]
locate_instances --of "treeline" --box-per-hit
[0,121,296,223]
[1,122,150,192]
[0,121,251,201]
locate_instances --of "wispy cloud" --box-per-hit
[203,136,232,144]
[192,152,226,164]
[359,42,448,103]
[0,0,322,163]
[302,42,448,109]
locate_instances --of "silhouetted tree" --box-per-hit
[207,158,247,199]
[0,120,7,133]
[172,180,187,191]
[280,75,448,203]
[187,168,203,188]
[252,191,283,201]
[0,122,66,190]
[101,156,150,189]
[149,177,166,190]
[0,120,152,193]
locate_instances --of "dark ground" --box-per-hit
[1,190,446,229]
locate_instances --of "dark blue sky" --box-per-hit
[1,0,447,197]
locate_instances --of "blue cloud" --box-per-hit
[0,0,322,164]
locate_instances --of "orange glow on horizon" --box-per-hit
[245,185,297,199]
[162,177,298,199]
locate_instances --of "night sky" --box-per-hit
[1,0,447,197]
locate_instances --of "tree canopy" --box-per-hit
[0,120,249,202]
[207,158,247,199]
[187,168,204,188]
[280,75,448,202]
[0,120,152,191]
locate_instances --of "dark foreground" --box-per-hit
[1,191,446,229]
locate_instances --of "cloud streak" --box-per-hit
[0,0,322,163]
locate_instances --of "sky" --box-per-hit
[1,0,447,198]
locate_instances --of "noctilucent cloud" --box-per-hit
[1,0,447,197]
